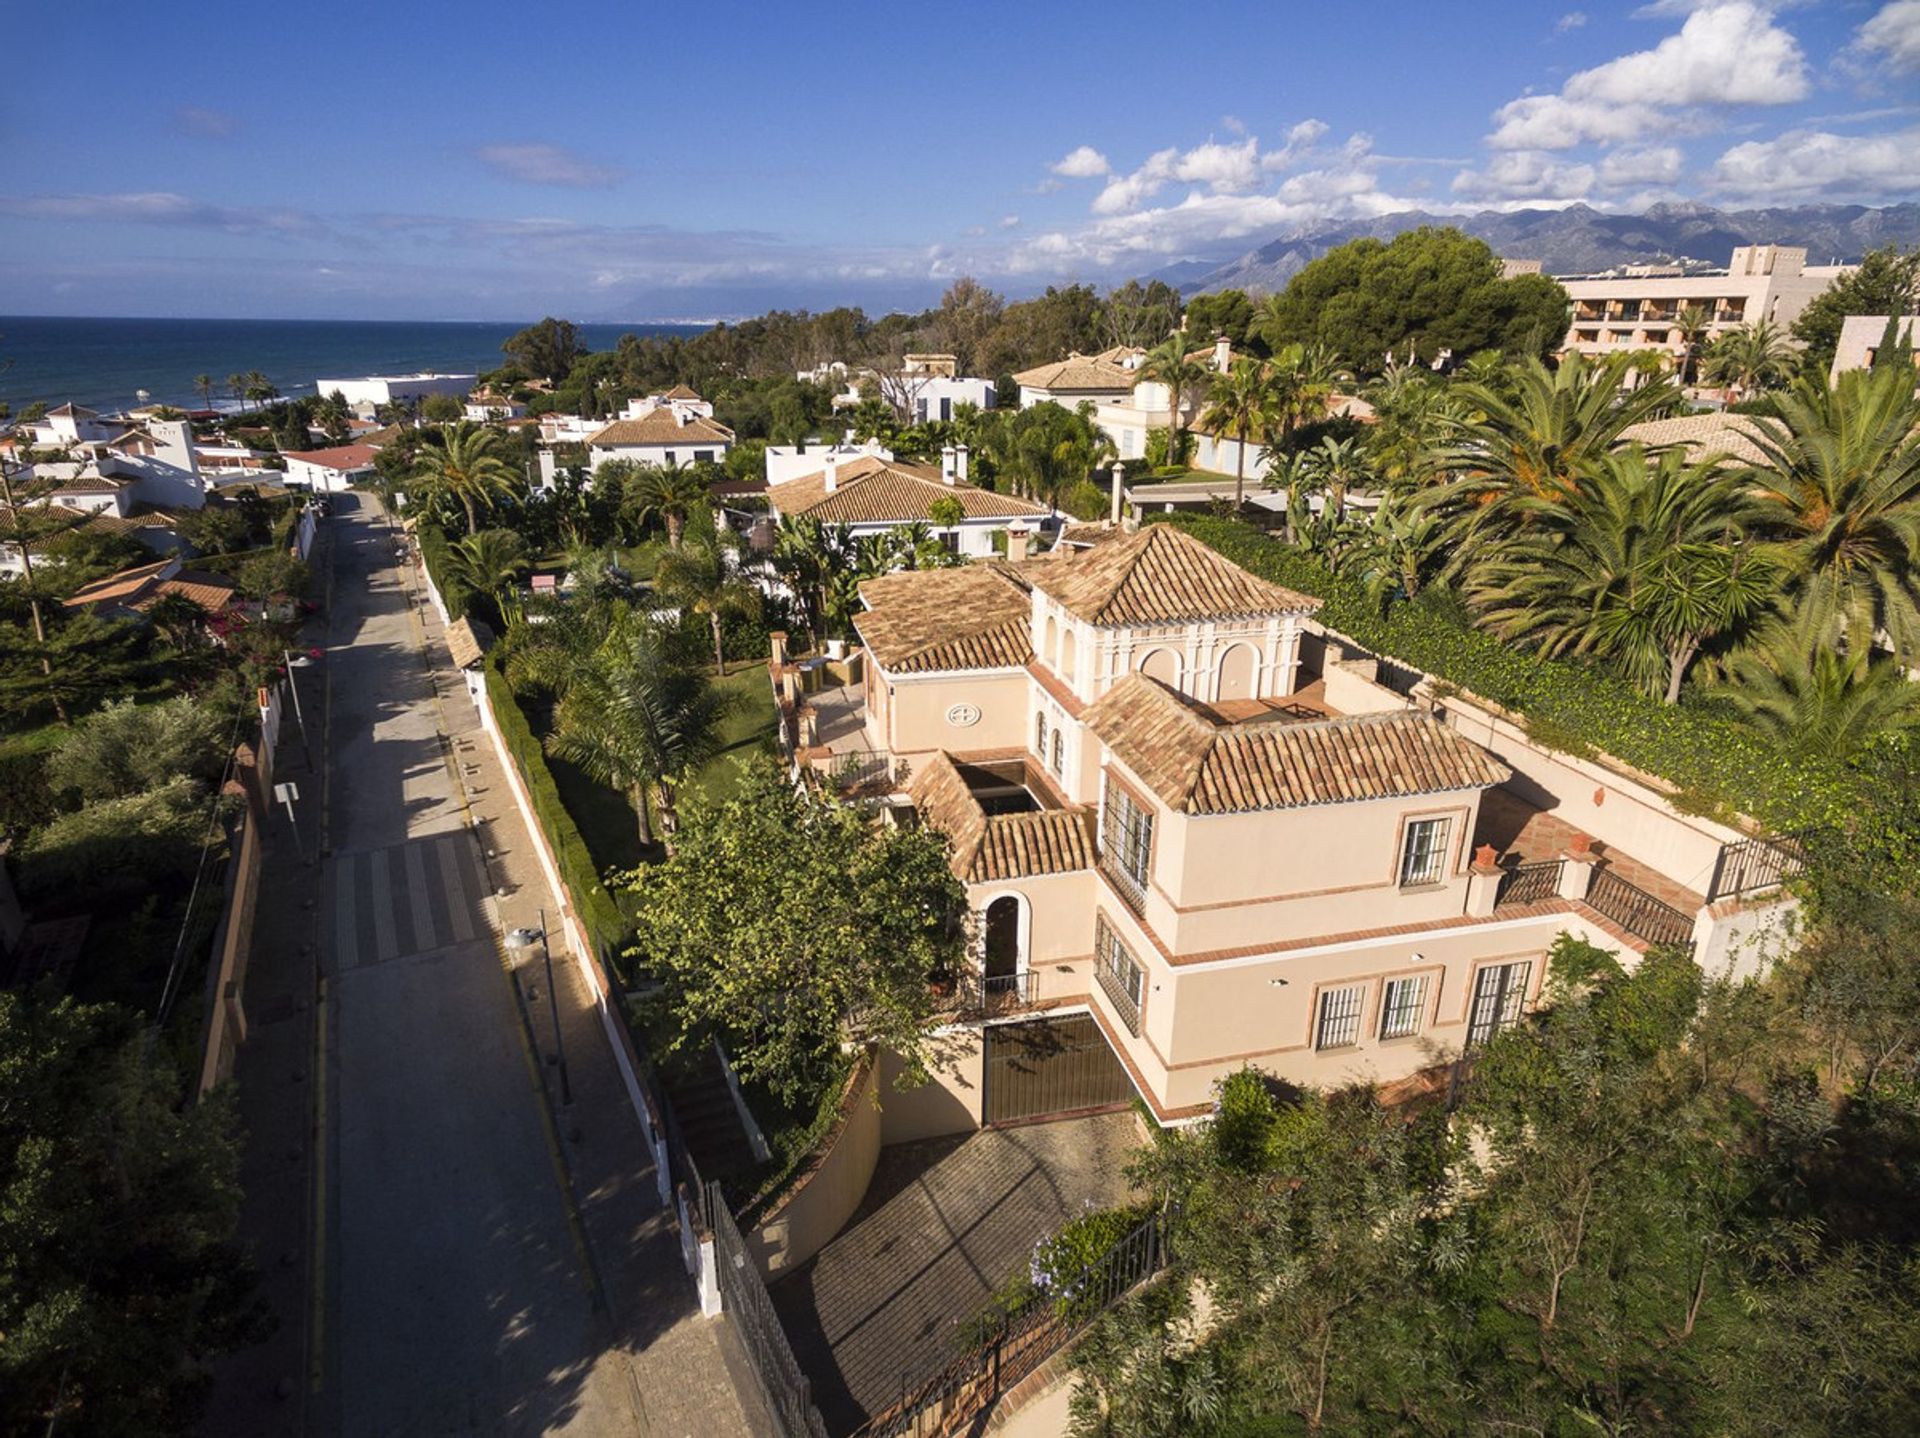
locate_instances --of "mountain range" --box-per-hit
[1171,202,1920,296]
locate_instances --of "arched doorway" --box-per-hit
[1216,643,1259,701]
[984,896,1022,980]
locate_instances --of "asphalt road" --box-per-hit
[313,498,648,1436]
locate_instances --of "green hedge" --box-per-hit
[482,653,627,954]
[416,523,472,620]
[1156,514,1866,838]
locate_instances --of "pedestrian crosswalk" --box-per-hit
[329,831,491,970]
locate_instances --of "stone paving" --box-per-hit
[770,1113,1144,1435]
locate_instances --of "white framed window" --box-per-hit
[1050,728,1064,776]
[1101,775,1153,904]
[1315,985,1365,1050]
[1399,817,1450,887]
[1379,975,1429,1040]
[1095,917,1144,1034]
[1034,711,1048,758]
[1467,961,1532,1045]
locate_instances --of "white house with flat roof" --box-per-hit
[317,373,477,412]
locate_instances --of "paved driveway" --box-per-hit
[770,1113,1143,1434]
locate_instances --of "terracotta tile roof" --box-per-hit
[586,410,734,447]
[1618,412,1779,467]
[768,456,1048,525]
[1053,521,1128,550]
[282,443,380,470]
[1011,346,1144,391]
[1083,673,1508,814]
[1026,523,1319,626]
[446,617,495,669]
[51,474,131,495]
[856,563,1035,673]
[0,507,157,544]
[62,560,235,615]
[662,384,703,401]
[910,752,1095,881]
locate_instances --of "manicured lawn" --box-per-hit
[687,661,781,805]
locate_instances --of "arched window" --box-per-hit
[1044,614,1059,667]
[1060,627,1078,683]
[984,895,1022,979]
[1138,647,1180,689]
[1050,728,1064,775]
[1034,710,1048,757]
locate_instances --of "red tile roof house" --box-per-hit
[281,444,381,493]
[62,555,239,623]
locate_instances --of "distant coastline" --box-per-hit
[0,315,712,414]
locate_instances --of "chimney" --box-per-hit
[955,443,969,484]
[1213,335,1231,373]
[940,444,957,485]
[823,457,839,492]
[1005,525,1029,563]
[1109,462,1125,524]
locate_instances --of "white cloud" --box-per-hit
[174,105,237,139]
[1261,119,1333,171]
[1452,151,1598,200]
[999,214,1021,229]
[1711,125,1920,199]
[1556,11,1589,30]
[1852,1,1920,74]
[1050,145,1110,178]
[1091,137,1266,215]
[474,143,624,188]
[1599,145,1685,185]
[0,191,321,235]
[1489,2,1808,150]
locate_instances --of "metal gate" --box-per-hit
[984,1013,1134,1126]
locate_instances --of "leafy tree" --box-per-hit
[501,316,586,384]
[993,402,1113,514]
[173,504,252,557]
[420,392,464,423]
[1258,227,1569,373]
[544,611,732,849]
[1791,243,1920,376]
[0,993,259,1435]
[409,421,521,536]
[928,277,1005,376]
[652,533,761,673]
[1181,289,1257,351]
[625,756,968,1103]
[45,696,227,802]
[927,493,965,528]
[0,610,151,728]
[234,550,308,602]
[15,775,209,896]
[1103,279,1183,350]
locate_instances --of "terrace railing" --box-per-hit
[1495,859,1563,908]
[1707,832,1808,902]
[709,1181,830,1438]
[970,970,1034,1017]
[1587,869,1696,950]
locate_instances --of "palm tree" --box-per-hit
[410,422,520,536]
[1140,333,1214,471]
[445,528,529,625]
[1198,357,1272,510]
[623,462,711,549]
[1672,304,1712,387]
[652,534,762,674]
[1723,602,1920,760]
[1301,435,1373,522]
[1468,447,1777,703]
[1362,364,1460,494]
[1264,342,1348,453]
[193,374,215,411]
[1701,319,1797,401]
[1349,501,1445,607]
[242,369,279,405]
[545,614,734,849]
[1744,365,1920,659]
[771,515,832,647]
[226,373,249,405]
[1430,352,1679,563]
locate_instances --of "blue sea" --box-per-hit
[0,316,711,414]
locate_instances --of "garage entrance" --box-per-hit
[983,1013,1136,1126]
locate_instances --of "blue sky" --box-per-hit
[0,0,1914,321]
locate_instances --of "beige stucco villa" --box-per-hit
[776,523,1801,1128]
